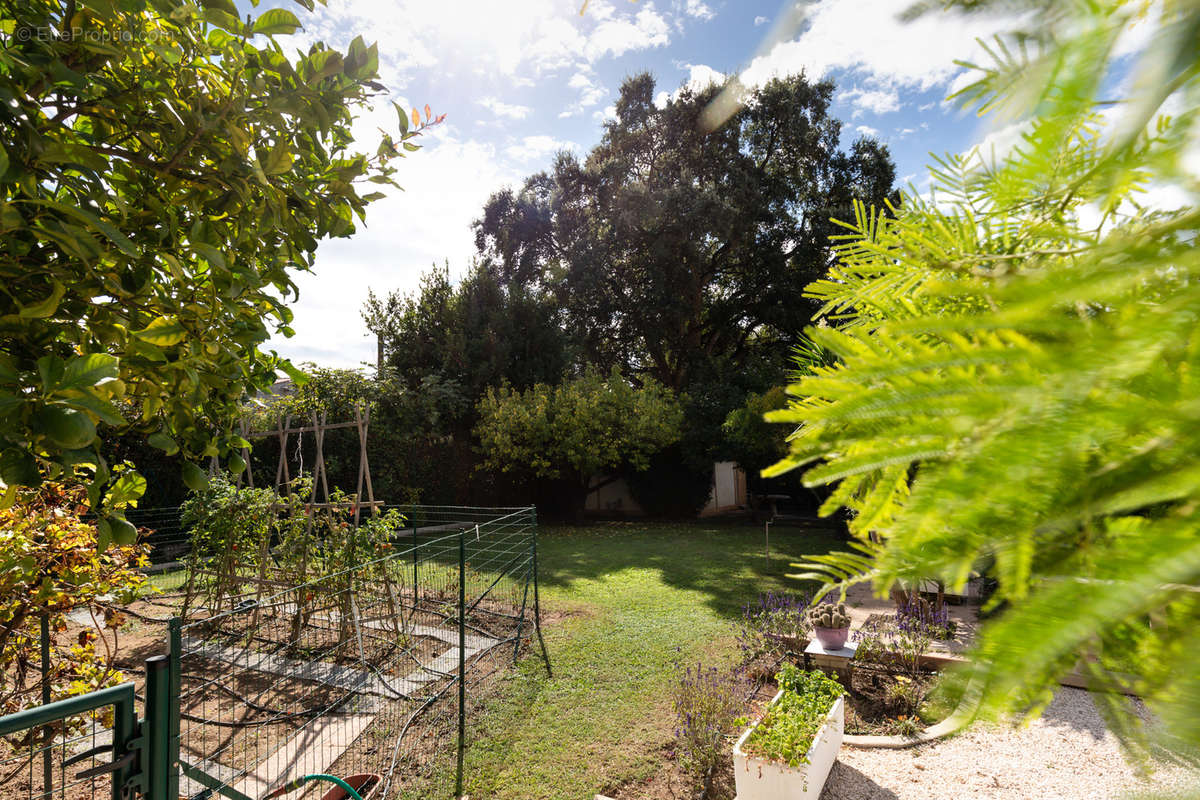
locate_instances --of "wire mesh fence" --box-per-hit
[170,506,545,800]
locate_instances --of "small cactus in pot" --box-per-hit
[807,602,851,649]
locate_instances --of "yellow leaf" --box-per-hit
[412,108,421,129]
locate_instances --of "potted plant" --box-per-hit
[807,602,851,649]
[733,666,845,800]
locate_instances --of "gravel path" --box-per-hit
[820,688,1199,800]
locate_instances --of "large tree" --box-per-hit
[364,260,570,428]
[474,72,897,392]
[0,0,427,523]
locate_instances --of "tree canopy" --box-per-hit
[769,0,1200,761]
[474,71,898,392]
[0,0,427,523]
[475,369,683,517]
[364,260,569,429]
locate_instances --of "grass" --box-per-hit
[402,519,841,799]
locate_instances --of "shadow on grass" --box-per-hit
[535,518,845,620]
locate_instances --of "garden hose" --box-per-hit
[260,774,364,800]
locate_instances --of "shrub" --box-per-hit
[743,666,843,767]
[895,593,953,640]
[672,663,747,791]
[855,616,931,684]
[0,484,148,717]
[736,592,811,662]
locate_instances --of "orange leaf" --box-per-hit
[411,108,421,129]
[424,104,431,122]
[435,113,447,124]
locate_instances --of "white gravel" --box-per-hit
[820,688,1199,800]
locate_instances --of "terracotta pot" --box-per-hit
[813,626,850,650]
[319,774,381,800]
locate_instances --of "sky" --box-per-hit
[255,0,1021,369]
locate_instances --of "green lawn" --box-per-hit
[404,519,841,800]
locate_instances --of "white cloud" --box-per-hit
[270,127,523,368]
[658,63,724,107]
[683,63,725,92]
[480,97,531,119]
[739,0,1013,94]
[585,2,671,60]
[684,0,715,21]
[855,124,880,137]
[559,71,609,117]
[594,104,618,122]
[292,0,673,83]
[840,86,901,116]
[754,15,768,26]
[506,135,579,162]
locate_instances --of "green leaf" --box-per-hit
[96,518,112,552]
[0,448,39,487]
[182,461,209,492]
[252,8,301,35]
[228,452,246,474]
[134,316,187,347]
[0,142,8,179]
[62,393,126,427]
[261,147,294,176]
[19,280,65,318]
[25,199,139,257]
[0,352,16,384]
[147,431,179,455]
[278,359,310,386]
[394,101,409,135]
[194,243,226,270]
[36,355,65,392]
[34,405,97,449]
[107,472,147,506]
[60,354,119,392]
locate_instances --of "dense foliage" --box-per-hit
[475,369,683,517]
[358,71,896,514]
[0,484,147,714]
[0,0,427,517]
[769,0,1200,761]
[181,475,406,615]
[742,665,843,768]
[475,72,896,392]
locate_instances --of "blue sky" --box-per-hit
[259,0,1019,368]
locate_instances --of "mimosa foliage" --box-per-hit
[769,0,1200,760]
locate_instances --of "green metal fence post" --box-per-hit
[111,686,136,800]
[531,515,552,677]
[454,528,466,798]
[143,655,170,800]
[40,613,52,798]
[167,618,182,800]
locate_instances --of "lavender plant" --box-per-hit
[856,615,932,684]
[672,662,747,793]
[895,593,953,640]
[736,591,811,662]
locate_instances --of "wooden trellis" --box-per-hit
[240,405,382,525]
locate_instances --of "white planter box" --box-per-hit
[732,692,844,800]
